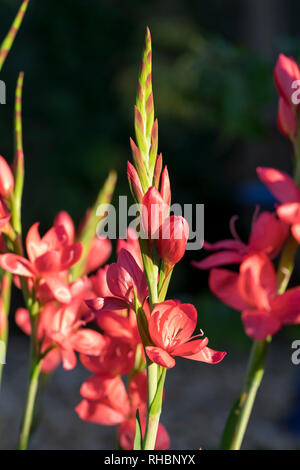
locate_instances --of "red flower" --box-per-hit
[76,371,170,449]
[141,187,169,239]
[86,249,148,312]
[0,155,14,198]
[274,54,300,107]
[192,210,288,270]
[277,97,297,137]
[257,166,300,242]
[80,336,135,377]
[157,215,189,267]
[0,223,82,303]
[209,253,300,340]
[145,300,226,369]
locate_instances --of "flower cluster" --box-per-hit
[193,54,300,341]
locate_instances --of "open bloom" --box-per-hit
[80,336,135,377]
[145,300,226,369]
[192,211,288,270]
[76,372,170,449]
[257,166,300,242]
[209,252,300,340]
[0,223,82,303]
[86,248,148,312]
[54,210,112,274]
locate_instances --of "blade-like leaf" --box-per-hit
[0,0,30,72]
[133,409,143,450]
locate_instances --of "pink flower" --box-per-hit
[117,228,143,269]
[192,211,288,270]
[257,166,300,242]
[86,249,148,312]
[274,54,300,107]
[209,252,300,340]
[45,301,105,370]
[76,371,170,449]
[277,97,297,137]
[0,199,11,231]
[145,300,226,369]
[96,309,141,349]
[54,210,112,274]
[0,155,14,198]
[0,223,82,303]
[80,336,135,377]
[157,215,189,267]
[141,187,169,239]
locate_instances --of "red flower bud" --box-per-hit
[160,165,171,206]
[0,155,14,197]
[157,215,189,266]
[141,187,169,239]
[274,53,300,106]
[277,97,297,138]
[127,161,143,202]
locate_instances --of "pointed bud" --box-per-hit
[0,156,14,197]
[154,153,163,189]
[129,138,149,192]
[134,106,147,156]
[127,161,143,202]
[149,119,158,179]
[160,166,171,206]
[274,53,300,107]
[277,97,297,138]
[141,187,169,239]
[157,216,189,267]
[54,211,75,243]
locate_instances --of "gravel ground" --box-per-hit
[1,335,300,450]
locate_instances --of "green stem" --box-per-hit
[18,313,41,450]
[18,358,41,450]
[220,338,270,450]
[220,232,298,450]
[0,272,12,389]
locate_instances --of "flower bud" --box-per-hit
[274,54,300,107]
[157,215,189,266]
[0,155,14,197]
[277,97,297,138]
[141,187,169,239]
[160,166,171,206]
[127,161,143,202]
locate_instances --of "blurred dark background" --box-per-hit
[1,0,300,449]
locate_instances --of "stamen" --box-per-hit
[229,215,242,243]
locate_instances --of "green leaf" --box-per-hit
[0,0,30,72]
[70,170,117,280]
[133,409,143,450]
[149,367,166,416]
